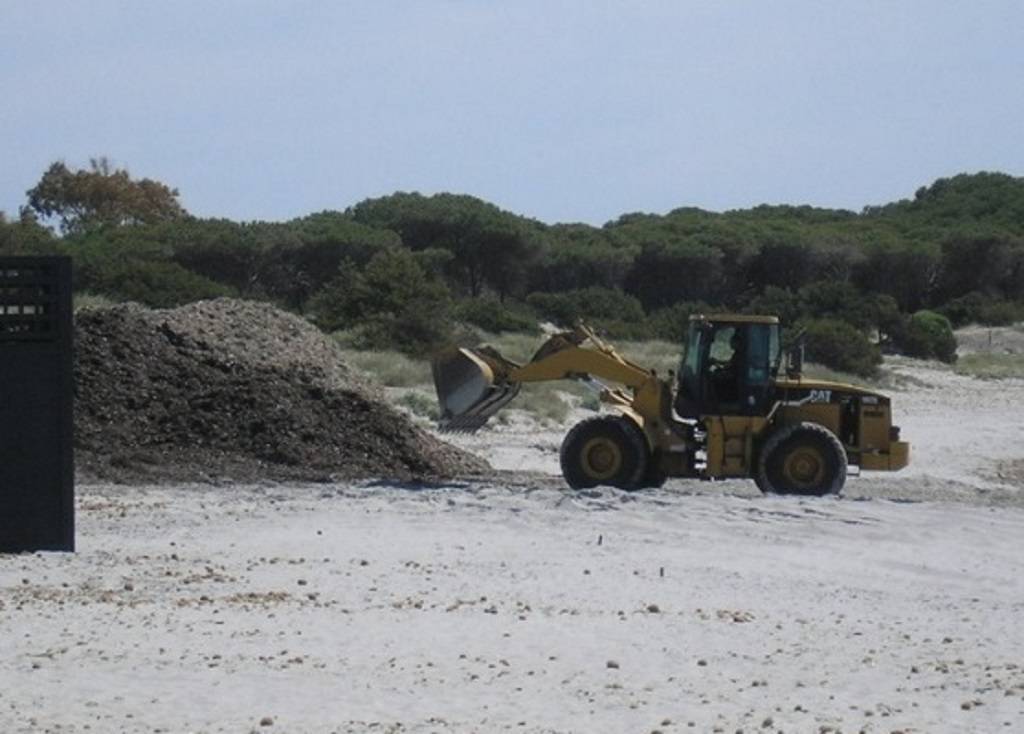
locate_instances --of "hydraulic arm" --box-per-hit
[432,324,655,431]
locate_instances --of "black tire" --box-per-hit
[755,422,847,497]
[560,415,648,490]
[640,455,668,489]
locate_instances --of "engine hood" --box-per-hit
[773,376,890,403]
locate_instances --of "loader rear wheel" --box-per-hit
[755,422,846,496]
[560,416,648,490]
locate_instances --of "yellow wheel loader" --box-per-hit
[432,314,909,495]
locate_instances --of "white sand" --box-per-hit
[2,360,1024,733]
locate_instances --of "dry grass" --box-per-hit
[476,331,552,363]
[615,339,681,377]
[955,324,1024,355]
[990,458,1024,484]
[394,390,440,420]
[800,362,931,391]
[74,292,117,312]
[954,353,1024,380]
[334,347,431,388]
[512,381,598,425]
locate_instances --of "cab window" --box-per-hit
[679,324,704,402]
[746,324,771,385]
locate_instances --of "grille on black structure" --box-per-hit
[0,257,74,552]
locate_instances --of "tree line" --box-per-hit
[4,159,1023,375]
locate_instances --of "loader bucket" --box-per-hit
[431,347,521,432]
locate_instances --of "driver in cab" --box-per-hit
[708,327,743,406]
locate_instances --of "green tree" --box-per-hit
[898,310,957,363]
[605,209,750,308]
[26,158,187,234]
[526,287,646,326]
[162,213,403,310]
[937,231,1024,303]
[0,208,60,254]
[308,249,453,354]
[528,224,636,292]
[163,218,259,294]
[350,192,541,299]
[647,301,715,342]
[747,238,818,292]
[263,214,401,309]
[801,319,882,377]
[526,287,650,339]
[54,222,234,307]
[452,297,539,334]
[866,172,1024,228]
[797,281,878,331]
[745,286,802,325]
[624,239,724,309]
[853,239,941,312]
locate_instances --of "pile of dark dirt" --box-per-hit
[74,299,487,484]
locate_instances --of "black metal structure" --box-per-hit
[0,257,74,552]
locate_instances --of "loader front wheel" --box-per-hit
[756,422,846,496]
[640,458,668,489]
[560,416,648,490]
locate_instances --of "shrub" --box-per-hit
[354,311,452,355]
[307,250,453,355]
[748,284,904,342]
[900,310,957,363]
[800,318,882,377]
[646,302,714,342]
[872,294,905,346]
[452,297,539,334]
[76,256,235,308]
[526,287,645,326]
[745,287,801,325]
[977,301,1024,326]
[797,280,878,331]
[0,211,60,255]
[526,287,654,340]
[938,292,987,327]
[938,292,1023,327]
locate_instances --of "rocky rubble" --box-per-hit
[73,299,486,483]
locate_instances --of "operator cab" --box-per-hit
[674,315,782,419]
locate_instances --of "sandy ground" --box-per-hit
[3,358,1024,733]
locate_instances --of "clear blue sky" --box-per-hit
[2,1,1022,225]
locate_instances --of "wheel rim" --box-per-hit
[782,445,826,489]
[580,437,623,481]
